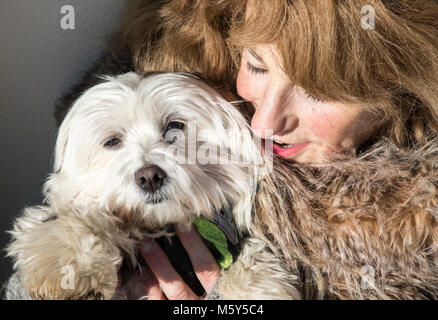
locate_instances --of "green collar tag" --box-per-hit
[193,216,234,269]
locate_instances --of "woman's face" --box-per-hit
[236,44,377,164]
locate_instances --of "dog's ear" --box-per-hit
[53,113,72,173]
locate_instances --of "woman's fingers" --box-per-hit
[175,223,220,294]
[139,224,221,300]
[140,239,200,300]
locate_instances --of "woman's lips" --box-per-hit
[271,141,309,159]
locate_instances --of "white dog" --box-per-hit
[6,72,299,300]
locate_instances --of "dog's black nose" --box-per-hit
[135,165,167,192]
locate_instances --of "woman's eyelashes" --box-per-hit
[306,93,324,103]
[246,61,268,75]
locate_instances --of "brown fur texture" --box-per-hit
[253,139,438,299]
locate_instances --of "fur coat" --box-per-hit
[253,138,438,300]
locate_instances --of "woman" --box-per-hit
[119,0,438,300]
[4,0,438,299]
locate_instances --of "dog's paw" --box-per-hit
[25,257,119,300]
[8,212,122,300]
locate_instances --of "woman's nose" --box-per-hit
[251,83,294,139]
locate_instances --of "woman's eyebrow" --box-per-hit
[248,49,264,63]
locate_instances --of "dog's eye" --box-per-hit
[166,121,185,132]
[164,121,185,143]
[103,137,122,149]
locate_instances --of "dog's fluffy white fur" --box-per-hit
[7,72,299,300]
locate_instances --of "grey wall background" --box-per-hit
[0,0,127,285]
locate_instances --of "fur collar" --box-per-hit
[254,138,438,299]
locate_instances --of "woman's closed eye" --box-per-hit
[306,94,324,103]
[246,61,268,75]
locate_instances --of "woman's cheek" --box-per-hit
[236,68,252,100]
[306,106,339,141]
[236,65,264,103]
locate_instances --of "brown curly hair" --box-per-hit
[122,0,438,148]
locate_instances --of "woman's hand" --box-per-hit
[137,223,220,300]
